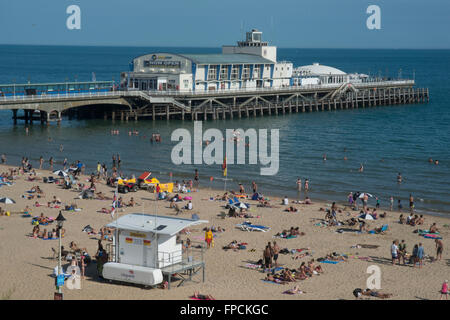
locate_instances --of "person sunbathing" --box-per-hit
[70,241,87,254]
[265,274,287,284]
[32,225,40,238]
[284,285,303,294]
[325,253,347,261]
[409,215,419,226]
[429,223,439,233]
[95,192,111,200]
[358,288,393,299]
[281,269,296,282]
[42,229,48,239]
[192,291,215,300]
[416,215,424,225]
[285,206,298,212]
[37,213,50,224]
[308,259,323,274]
[297,263,311,278]
[223,240,240,251]
[127,197,136,207]
[52,196,62,204]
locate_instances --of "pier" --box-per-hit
[0,80,429,124]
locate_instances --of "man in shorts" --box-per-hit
[391,240,400,265]
[272,241,280,267]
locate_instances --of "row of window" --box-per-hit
[206,64,271,81]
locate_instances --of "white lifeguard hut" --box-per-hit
[102,213,208,289]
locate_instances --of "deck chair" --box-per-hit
[236,222,270,232]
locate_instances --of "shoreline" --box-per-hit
[1,159,448,220]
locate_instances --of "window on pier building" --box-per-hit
[242,64,251,80]
[207,65,217,81]
[230,65,239,80]
[253,65,261,79]
[219,65,229,80]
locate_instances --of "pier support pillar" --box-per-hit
[268,104,272,115]
[112,111,115,121]
[229,107,233,119]
[152,105,156,120]
[222,107,226,120]
[302,101,305,113]
[333,99,337,110]
[181,109,185,121]
[121,112,124,121]
[275,104,278,115]
[166,105,170,120]
[12,109,18,125]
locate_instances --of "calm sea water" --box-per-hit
[0,45,449,215]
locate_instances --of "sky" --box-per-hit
[0,0,449,49]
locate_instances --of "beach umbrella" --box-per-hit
[53,170,68,177]
[360,213,374,220]
[0,197,15,204]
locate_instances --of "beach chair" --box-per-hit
[236,222,270,232]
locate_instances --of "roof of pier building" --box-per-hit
[294,63,347,76]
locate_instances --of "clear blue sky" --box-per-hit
[0,0,449,48]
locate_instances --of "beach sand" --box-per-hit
[0,164,448,300]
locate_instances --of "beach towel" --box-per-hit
[42,237,59,240]
[418,229,439,235]
[283,290,304,295]
[423,234,442,239]
[189,296,215,300]
[245,263,261,269]
[262,280,283,285]
[319,260,340,264]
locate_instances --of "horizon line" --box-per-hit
[0,43,449,50]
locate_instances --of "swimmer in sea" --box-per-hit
[359,164,364,172]
[397,173,402,184]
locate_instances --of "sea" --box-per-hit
[0,45,449,215]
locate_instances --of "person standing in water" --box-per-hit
[297,178,302,192]
[409,194,414,213]
[39,156,44,169]
[390,196,394,211]
[304,179,309,192]
[397,173,402,184]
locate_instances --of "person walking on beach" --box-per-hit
[205,228,213,249]
[49,157,54,171]
[390,196,394,211]
[273,241,280,267]
[297,178,302,192]
[416,243,424,268]
[304,179,309,192]
[39,156,43,169]
[441,280,448,300]
[435,239,444,261]
[252,181,257,193]
[409,194,414,214]
[1,154,6,164]
[391,240,400,265]
[194,169,199,187]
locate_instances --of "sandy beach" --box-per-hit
[0,163,448,300]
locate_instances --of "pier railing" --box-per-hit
[0,79,415,103]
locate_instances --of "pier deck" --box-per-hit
[0,79,429,124]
